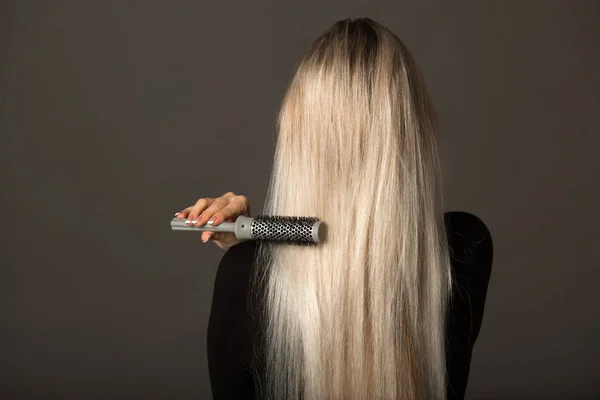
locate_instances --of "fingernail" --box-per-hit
[202,232,213,243]
[190,220,198,224]
[206,220,214,225]
[174,212,180,217]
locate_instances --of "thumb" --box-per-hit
[201,231,213,243]
[203,231,237,245]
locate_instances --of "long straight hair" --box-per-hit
[253,18,452,400]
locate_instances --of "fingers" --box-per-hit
[207,204,238,227]
[233,194,250,216]
[186,198,214,225]
[174,206,192,219]
[176,192,248,251]
[195,192,238,227]
[207,195,250,226]
[197,200,227,226]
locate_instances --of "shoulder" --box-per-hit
[444,211,493,275]
[219,240,259,267]
[443,211,494,344]
[215,241,259,286]
[209,240,260,322]
[207,240,259,397]
[443,212,494,399]
[208,240,259,349]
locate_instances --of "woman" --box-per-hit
[176,18,493,400]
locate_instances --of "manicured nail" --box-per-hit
[202,232,213,243]
[190,220,198,224]
[206,220,214,225]
[174,212,180,217]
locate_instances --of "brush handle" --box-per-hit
[170,219,235,232]
[170,215,254,240]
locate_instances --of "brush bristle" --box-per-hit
[251,215,320,246]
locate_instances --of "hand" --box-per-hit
[175,192,251,250]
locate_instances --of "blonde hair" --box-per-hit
[254,17,452,400]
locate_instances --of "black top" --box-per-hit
[207,211,493,400]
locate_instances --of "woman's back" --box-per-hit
[207,210,493,400]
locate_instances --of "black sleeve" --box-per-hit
[207,242,257,400]
[444,212,494,400]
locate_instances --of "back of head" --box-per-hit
[255,17,452,400]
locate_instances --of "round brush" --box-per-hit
[170,215,327,245]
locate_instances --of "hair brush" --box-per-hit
[170,215,327,245]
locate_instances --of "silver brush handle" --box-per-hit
[170,215,254,240]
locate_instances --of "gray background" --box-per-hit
[2,1,599,399]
